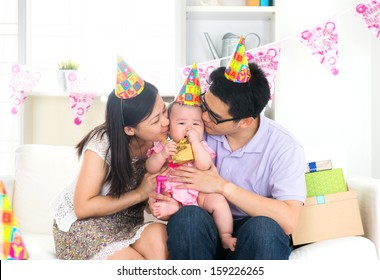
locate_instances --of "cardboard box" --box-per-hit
[305,168,347,197]
[305,159,332,173]
[292,190,364,246]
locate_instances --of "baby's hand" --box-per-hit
[186,129,201,144]
[161,140,177,159]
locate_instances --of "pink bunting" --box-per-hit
[9,64,41,115]
[246,42,282,103]
[355,1,380,38]
[298,18,339,76]
[65,71,97,126]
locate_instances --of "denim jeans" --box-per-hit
[167,205,292,260]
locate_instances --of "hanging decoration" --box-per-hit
[66,71,97,126]
[8,64,41,115]
[355,0,380,38]
[4,1,380,122]
[181,42,281,105]
[298,18,339,76]
[246,42,282,103]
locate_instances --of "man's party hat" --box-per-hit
[224,36,251,83]
[175,63,201,106]
[115,55,145,99]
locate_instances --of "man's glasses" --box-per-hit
[200,93,244,125]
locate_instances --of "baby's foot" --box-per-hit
[221,234,237,252]
[153,199,181,219]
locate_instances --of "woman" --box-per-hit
[52,58,169,260]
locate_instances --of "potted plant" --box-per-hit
[57,59,79,92]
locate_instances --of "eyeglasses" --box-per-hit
[200,93,244,125]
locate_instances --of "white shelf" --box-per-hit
[186,6,275,21]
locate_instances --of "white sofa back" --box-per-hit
[13,145,79,235]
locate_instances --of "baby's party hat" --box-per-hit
[1,181,29,260]
[115,55,145,99]
[224,36,251,83]
[175,63,201,106]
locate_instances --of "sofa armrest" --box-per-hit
[0,176,15,203]
[347,177,380,259]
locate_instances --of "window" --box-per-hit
[29,0,178,95]
[0,0,20,176]
[0,0,181,177]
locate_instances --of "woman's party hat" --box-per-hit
[224,36,251,83]
[175,63,201,106]
[115,55,145,99]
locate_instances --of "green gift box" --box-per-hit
[305,168,347,197]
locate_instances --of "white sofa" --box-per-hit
[2,144,379,260]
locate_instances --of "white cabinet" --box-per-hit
[182,1,276,66]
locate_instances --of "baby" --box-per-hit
[145,100,237,251]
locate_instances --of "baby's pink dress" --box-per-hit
[147,141,216,206]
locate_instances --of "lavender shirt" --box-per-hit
[205,115,307,219]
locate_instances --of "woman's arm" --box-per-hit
[74,149,156,219]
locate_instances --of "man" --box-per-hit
[152,37,306,260]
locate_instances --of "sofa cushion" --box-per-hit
[23,234,57,260]
[290,236,378,260]
[13,145,78,235]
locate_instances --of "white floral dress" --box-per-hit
[51,131,152,259]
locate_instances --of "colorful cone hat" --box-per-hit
[224,36,251,83]
[115,55,144,99]
[1,181,29,260]
[175,63,201,106]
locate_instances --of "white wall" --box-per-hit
[274,0,379,178]
[23,96,106,146]
[372,35,380,178]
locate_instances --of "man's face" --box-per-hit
[201,91,241,135]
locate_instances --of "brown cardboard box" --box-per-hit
[291,190,364,246]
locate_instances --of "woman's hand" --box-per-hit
[136,172,157,201]
[169,164,228,195]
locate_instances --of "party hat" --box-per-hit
[224,36,251,83]
[1,181,29,260]
[115,55,145,99]
[175,63,201,106]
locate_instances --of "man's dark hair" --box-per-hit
[208,62,270,119]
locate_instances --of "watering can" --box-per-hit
[204,32,261,66]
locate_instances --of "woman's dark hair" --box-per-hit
[208,62,270,119]
[76,81,158,198]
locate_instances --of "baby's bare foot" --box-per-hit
[153,199,181,218]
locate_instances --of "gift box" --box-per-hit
[305,168,347,197]
[1,181,29,260]
[306,159,332,173]
[291,190,364,245]
[172,137,194,164]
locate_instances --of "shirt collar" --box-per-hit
[208,114,269,154]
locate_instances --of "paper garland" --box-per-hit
[65,71,97,126]
[298,17,339,76]
[6,0,380,119]
[181,42,281,103]
[9,64,41,115]
[246,42,281,103]
[355,0,380,38]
